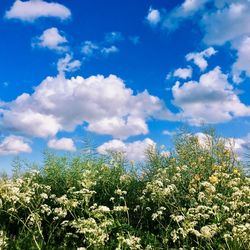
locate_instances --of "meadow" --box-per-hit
[0,132,249,249]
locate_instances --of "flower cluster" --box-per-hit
[0,133,249,249]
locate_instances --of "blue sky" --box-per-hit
[1,0,250,172]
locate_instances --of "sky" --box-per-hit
[1,0,250,172]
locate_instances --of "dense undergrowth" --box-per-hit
[0,132,250,249]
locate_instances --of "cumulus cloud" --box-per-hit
[173,67,193,79]
[32,27,68,52]
[48,137,76,151]
[232,36,250,83]
[146,7,161,26]
[200,1,250,83]
[202,1,250,45]
[5,0,71,22]
[172,67,250,125]
[0,74,171,139]
[97,138,156,161]
[186,47,217,71]
[0,135,31,155]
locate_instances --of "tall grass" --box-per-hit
[0,132,249,249]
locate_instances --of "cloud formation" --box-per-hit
[232,36,250,83]
[81,41,119,58]
[0,135,31,155]
[172,67,250,125]
[97,138,155,161]
[57,54,81,75]
[146,0,209,31]
[202,1,250,45]
[32,27,68,52]
[5,0,71,22]
[0,74,169,139]
[186,47,217,71]
[173,67,193,79]
[48,137,76,151]
[146,7,161,26]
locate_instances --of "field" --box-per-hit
[0,133,250,249]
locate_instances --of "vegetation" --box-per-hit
[0,132,250,249]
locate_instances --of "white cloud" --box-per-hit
[186,47,217,71]
[87,116,148,139]
[232,36,250,83]
[147,0,209,31]
[2,108,61,138]
[81,41,99,56]
[5,0,71,22]
[146,7,161,26]
[172,67,250,125]
[199,1,250,83]
[33,27,68,52]
[81,31,122,59]
[202,1,250,45]
[97,138,156,161]
[48,137,76,151]
[173,67,193,79]
[0,74,170,139]
[101,46,119,55]
[57,54,81,75]
[82,42,119,58]
[0,135,31,155]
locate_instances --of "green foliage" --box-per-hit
[0,132,249,249]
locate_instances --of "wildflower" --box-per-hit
[194,175,201,181]
[0,231,8,249]
[209,175,219,184]
[171,214,185,223]
[122,235,142,249]
[201,181,216,193]
[200,225,218,239]
[96,206,110,213]
[233,168,240,176]
[115,189,127,196]
[54,207,67,218]
[198,192,206,202]
[113,206,129,212]
[171,229,179,242]
[40,193,48,199]
[40,204,52,215]
[120,174,131,183]
[189,188,196,194]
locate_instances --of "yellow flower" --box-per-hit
[233,168,240,176]
[194,175,201,181]
[212,165,219,171]
[209,175,218,184]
